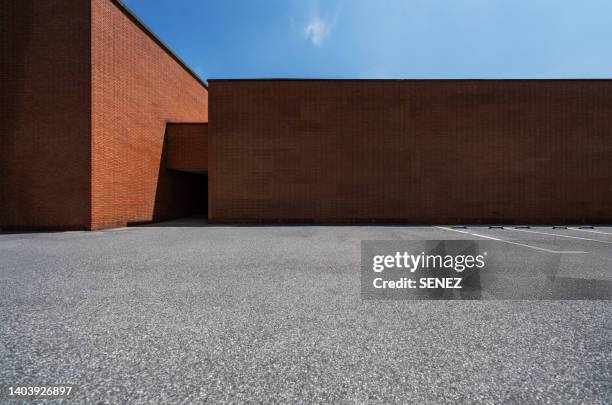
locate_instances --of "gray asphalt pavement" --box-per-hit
[1,220,611,403]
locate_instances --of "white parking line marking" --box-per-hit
[569,227,612,236]
[508,228,612,244]
[435,227,586,254]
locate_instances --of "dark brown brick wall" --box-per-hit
[1,0,91,230]
[167,123,208,171]
[209,80,612,224]
[91,0,208,229]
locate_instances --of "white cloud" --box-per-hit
[304,8,339,47]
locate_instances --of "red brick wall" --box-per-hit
[1,0,91,230]
[167,123,208,171]
[209,80,612,224]
[91,0,208,229]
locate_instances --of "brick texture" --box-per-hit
[209,80,612,224]
[1,0,91,230]
[167,123,208,171]
[91,0,208,229]
[2,0,208,230]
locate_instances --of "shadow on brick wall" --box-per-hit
[126,131,207,227]
[1,1,32,229]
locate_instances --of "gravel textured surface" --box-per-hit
[1,220,611,403]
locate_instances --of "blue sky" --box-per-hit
[122,0,612,82]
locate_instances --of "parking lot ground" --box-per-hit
[1,219,611,403]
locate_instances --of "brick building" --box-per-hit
[2,1,611,230]
[2,0,208,230]
[208,79,612,225]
